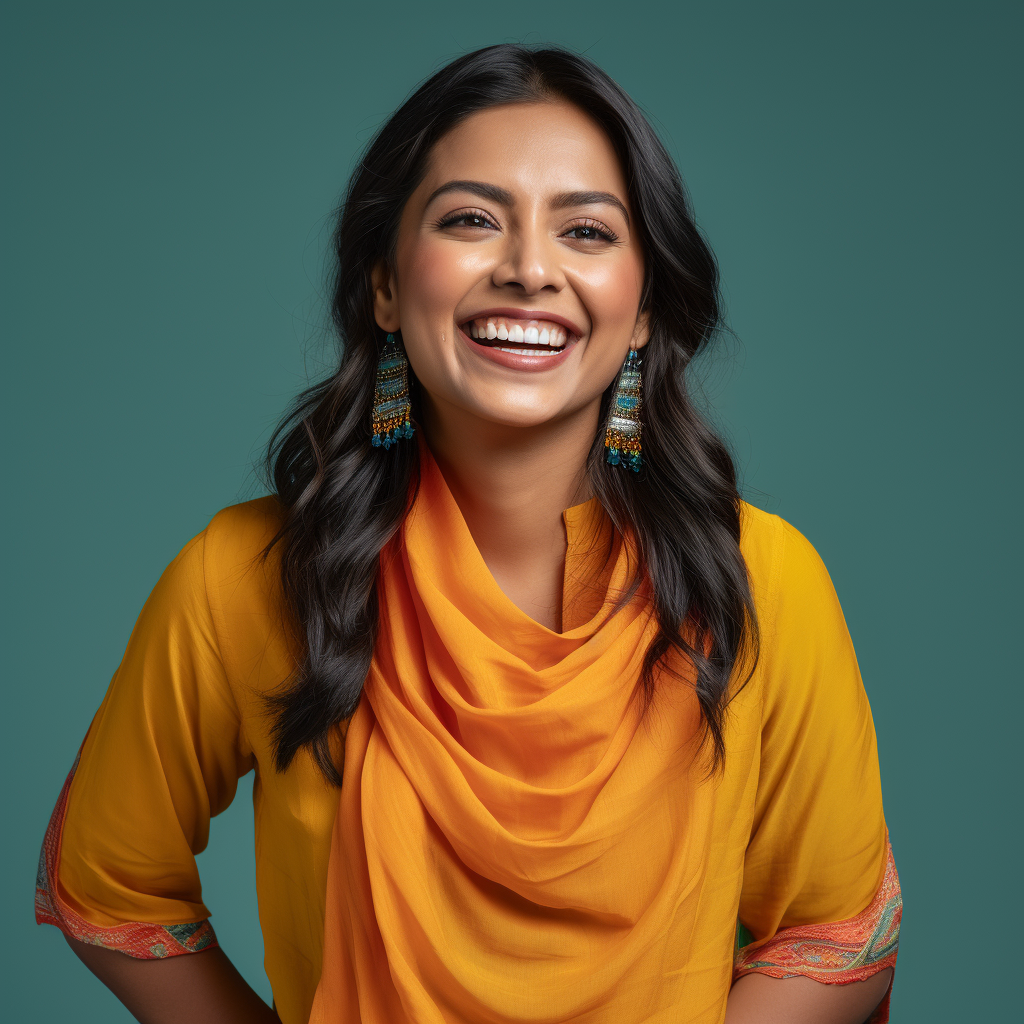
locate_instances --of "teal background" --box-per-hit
[3,1,1019,1020]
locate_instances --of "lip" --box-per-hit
[457,307,586,341]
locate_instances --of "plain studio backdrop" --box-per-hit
[3,2,1019,1020]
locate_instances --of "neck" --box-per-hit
[423,399,601,631]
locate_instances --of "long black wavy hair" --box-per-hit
[265,44,756,784]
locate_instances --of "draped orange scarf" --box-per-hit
[309,449,715,1024]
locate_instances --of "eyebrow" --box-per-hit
[426,180,514,208]
[551,190,630,225]
[425,180,630,225]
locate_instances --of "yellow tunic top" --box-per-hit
[36,462,899,1023]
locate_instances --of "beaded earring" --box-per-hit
[371,333,415,449]
[605,348,643,472]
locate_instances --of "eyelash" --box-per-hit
[435,210,619,243]
[435,210,496,230]
[563,219,619,243]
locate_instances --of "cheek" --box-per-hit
[400,238,480,323]
[591,260,644,327]
[395,238,482,397]
[575,254,645,366]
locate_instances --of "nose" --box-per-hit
[490,220,566,296]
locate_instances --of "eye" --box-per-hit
[436,209,498,230]
[562,220,618,243]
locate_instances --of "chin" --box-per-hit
[457,394,575,431]
[477,407,564,429]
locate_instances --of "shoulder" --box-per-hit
[195,495,289,624]
[203,495,286,569]
[738,502,842,644]
[194,496,286,597]
[152,496,285,611]
[739,503,866,728]
[193,498,297,707]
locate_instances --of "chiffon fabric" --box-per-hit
[37,447,899,1023]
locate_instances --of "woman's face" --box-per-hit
[374,100,647,431]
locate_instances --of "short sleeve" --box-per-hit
[35,527,254,958]
[735,520,901,1017]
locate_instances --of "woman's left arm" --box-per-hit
[731,516,902,1022]
[725,970,893,1024]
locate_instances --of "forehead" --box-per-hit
[423,100,629,204]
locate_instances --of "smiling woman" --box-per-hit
[381,104,645,420]
[36,44,900,1024]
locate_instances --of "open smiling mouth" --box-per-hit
[459,316,575,357]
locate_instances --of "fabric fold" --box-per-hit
[310,447,899,1022]
[311,449,719,1024]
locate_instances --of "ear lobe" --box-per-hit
[631,310,652,350]
[372,261,400,333]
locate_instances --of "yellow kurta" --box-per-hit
[36,455,898,1024]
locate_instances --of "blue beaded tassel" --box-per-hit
[605,348,643,472]
[371,333,415,449]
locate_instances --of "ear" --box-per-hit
[372,261,400,333]
[630,308,651,350]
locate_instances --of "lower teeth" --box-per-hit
[496,346,560,356]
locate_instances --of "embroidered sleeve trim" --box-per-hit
[734,837,901,1023]
[35,752,218,959]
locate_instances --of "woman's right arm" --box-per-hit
[36,524,270,1019]
[66,937,280,1024]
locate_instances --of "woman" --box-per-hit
[36,45,900,1024]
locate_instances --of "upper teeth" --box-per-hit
[466,317,570,347]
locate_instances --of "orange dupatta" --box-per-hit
[309,450,716,1024]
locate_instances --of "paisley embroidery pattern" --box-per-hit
[734,838,901,1023]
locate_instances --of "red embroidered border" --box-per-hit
[35,752,218,959]
[734,839,900,1022]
